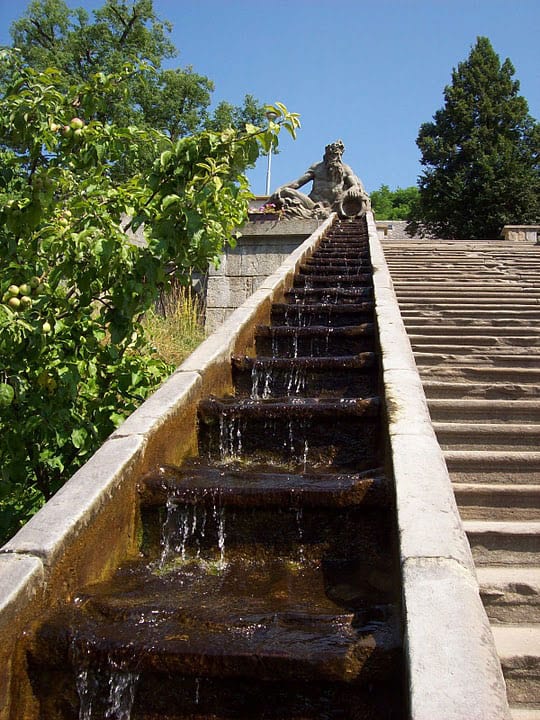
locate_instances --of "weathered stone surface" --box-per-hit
[403,557,511,720]
[201,275,255,309]
[0,555,44,719]
[241,218,320,236]
[205,216,334,331]
[392,433,474,570]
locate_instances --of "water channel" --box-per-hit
[28,218,404,719]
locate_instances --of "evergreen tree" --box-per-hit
[409,37,540,239]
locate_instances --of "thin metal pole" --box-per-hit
[265,141,273,196]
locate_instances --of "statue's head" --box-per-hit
[324,140,345,164]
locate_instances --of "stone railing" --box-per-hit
[501,224,540,243]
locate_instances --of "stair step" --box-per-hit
[419,366,540,384]
[428,399,540,422]
[434,422,540,451]
[445,450,540,484]
[510,706,540,719]
[454,483,540,520]
[492,624,540,706]
[139,461,391,509]
[405,324,540,337]
[477,566,540,623]
[255,323,375,357]
[32,558,401,684]
[397,298,540,308]
[423,380,539,400]
[409,335,540,348]
[464,520,540,565]
[415,351,540,368]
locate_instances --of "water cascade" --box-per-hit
[27,218,404,718]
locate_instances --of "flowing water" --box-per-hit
[27,218,404,719]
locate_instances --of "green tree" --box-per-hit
[370,184,419,220]
[209,94,267,133]
[5,0,265,170]
[409,36,540,239]
[0,48,299,543]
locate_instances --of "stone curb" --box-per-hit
[367,212,511,719]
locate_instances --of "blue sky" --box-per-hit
[1,0,539,196]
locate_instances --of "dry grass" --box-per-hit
[144,284,206,367]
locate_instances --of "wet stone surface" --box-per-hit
[28,218,404,719]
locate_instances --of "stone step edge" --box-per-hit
[445,450,540,469]
[492,624,540,664]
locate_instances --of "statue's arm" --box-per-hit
[343,165,368,197]
[276,165,316,192]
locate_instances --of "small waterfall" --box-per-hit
[286,365,307,396]
[159,492,226,568]
[251,361,272,399]
[219,412,244,458]
[74,652,139,720]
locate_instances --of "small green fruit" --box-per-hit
[70,117,85,130]
[8,297,21,309]
[19,283,30,295]
[20,296,32,309]
[29,276,41,289]
[42,321,52,334]
[0,383,14,407]
[8,285,19,297]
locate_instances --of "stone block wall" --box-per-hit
[205,217,321,332]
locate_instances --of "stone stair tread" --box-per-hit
[231,353,376,371]
[415,351,540,367]
[445,450,540,465]
[409,334,540,344]
[33,557,400,683]
[476,565,540,595]
[453,482,540,496]
[510,706,540,719]
[199,395,380,418]
[423,381,540,399]
[464,520,540,535]
[492,624,540,662]
[420,366,540,384]
[256,323,374,337]
[412,346,540,355]
[139,460,390,508]
[435,422,540,434]
[430,398,540,412]
[405,325,540,335]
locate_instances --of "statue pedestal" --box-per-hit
[205,217,322,332]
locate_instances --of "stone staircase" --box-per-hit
[383,239,540,720]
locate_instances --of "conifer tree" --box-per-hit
[409,37,539,239]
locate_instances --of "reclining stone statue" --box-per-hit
[268,140,371,220]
